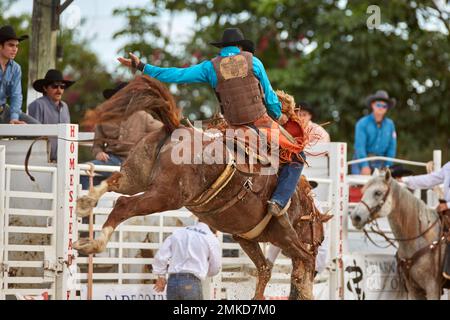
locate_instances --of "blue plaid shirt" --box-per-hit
[143,46,282,120]
[0,59,23,121]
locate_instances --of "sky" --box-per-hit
[5,0,196,73]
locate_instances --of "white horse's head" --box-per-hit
[350,169,394,229]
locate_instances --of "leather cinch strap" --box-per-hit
[238,199,292,240]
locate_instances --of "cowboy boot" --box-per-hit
[267,201,298,239]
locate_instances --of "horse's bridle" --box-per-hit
[360,181,391,221]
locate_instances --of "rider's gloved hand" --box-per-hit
[118,52,144,71]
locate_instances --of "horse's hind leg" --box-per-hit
[233,236,273,300]
[291,258,315,300]
[74,187,183,255]
[76,172,126,218]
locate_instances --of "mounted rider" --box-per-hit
[118,28,307,241]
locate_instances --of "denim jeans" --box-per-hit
[80,153,123,190]
[0,104,41,124]
[270,152,306,208]
[167,273,203,300]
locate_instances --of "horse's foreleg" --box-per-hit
[291,258,315,300]
[233,236,273,300]
[74,187,183,255]
[76,172,124,218]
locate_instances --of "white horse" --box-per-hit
[350,169,446,300]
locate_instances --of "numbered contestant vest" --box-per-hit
[211,51,267,125]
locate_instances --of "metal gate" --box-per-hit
[0,145,60,299]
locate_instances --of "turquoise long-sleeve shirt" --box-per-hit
[142,46,282,120]
[0,59,23,121]
[353,113,397,172]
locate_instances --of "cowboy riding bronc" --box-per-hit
[118,28,307,242]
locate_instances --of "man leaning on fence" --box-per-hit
[80,82,164,190]
[28,69,76,162]
[352,90,397,175]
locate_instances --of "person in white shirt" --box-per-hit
[152,219,222,300]
[296,101,330,145]
[400,162,450,279]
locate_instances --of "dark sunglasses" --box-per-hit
[49,83,66,89]
[374,101,388,109]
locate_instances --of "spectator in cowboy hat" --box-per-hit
[79,82,163,190]
[352,90,397,175]
[0,25,40,124]
[28,69,76,161]
[295,101,330,145]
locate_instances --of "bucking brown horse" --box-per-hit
[74,75,331,300]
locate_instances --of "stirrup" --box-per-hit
[268,199,292,218]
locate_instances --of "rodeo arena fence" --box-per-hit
[0,124,447,300]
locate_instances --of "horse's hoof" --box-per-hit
[73,238,101,255]
[76,196,97,217]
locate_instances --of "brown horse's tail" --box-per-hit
[83,75,181,132]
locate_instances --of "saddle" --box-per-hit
[207,115,292,176]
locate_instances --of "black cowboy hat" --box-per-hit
[295,101,316,119]
[366,90,396,109]
[32,69,75,93]
[102,82,129,100]
[210,28,255,54]
[308,180,318,189]
[0,25,28,43]
[389,164,414,179]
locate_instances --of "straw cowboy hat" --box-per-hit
[0,25,28,43]
[102,82,129,100]
[32,69,75,93]
[210,28,255,54]
[366,90,396,109]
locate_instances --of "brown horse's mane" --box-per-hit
[83,75,181,132]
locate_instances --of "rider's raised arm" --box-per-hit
[252,56,282,121]
[141,60,214,86]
